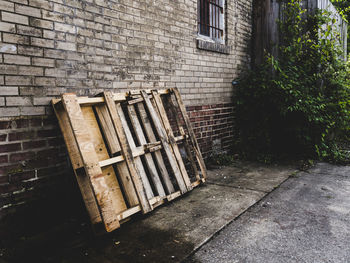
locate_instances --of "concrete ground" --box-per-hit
[6,162,350,262]
[186,163,350,263]
[0,161,296,263]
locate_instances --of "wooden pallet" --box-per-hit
[52,88,207,232]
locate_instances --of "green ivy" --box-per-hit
[234,0,350,163]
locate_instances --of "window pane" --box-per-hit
[199,0,210,36]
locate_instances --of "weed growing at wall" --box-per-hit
[235,0,350,163]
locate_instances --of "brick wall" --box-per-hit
[0,0,252,229]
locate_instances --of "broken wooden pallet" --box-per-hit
[52,88,206,233]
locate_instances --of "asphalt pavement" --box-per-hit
[185,163,350,263]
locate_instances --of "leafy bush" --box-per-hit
[235,0,350,163]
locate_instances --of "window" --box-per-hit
[198,0,225,44]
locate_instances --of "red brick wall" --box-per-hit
[188,103,235,158]
[0,117,68,215]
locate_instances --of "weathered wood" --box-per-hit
[129,89,169,96]
[95,104,139,207]
[61,94,120,232]
[116,104,154,200]
[103,91,152,214]
[52,102,102,225]
[54,88,206,232]
[127,105,166,197]
[152,90,193,191]
[171,88,207,179]
[165,95,200,181]
[128,97,143,105]
[98,136,185,168]
[191,179,204,188]
[141,90,188,194]
[81,106,127,214]
[137,102,175,194]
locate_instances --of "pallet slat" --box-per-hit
[171,88,207,179]
[152,90,193,191]
[116,104,154,200]
[136,102,175,194]
[127,105,166,197]
[103,91,153,214]
[81,106,127,216]
[52,102,102,225]
[165,95,200,181]
[95,104,139,207]
[61,94,120,232]
[141,90,188,194]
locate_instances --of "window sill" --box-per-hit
[196,39,230,54]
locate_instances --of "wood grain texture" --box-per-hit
[141,90,188,194]
[103,91,152,214]
[61,94,120,232]
[95,104,139,207]
[165,95,200,181]
[151,90,193,191]
[81,106,127,215]
[116,104,154,200]
[127,104,166,197]
[172,88,207,179]
[52,101,102,225]
[137,102,175,194]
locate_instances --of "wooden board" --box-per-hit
[136,102,175,194]
[81,106,127,214]
[103,91,152,214]
[165,95,200,181]
[127,105,166,197]
[95,104,139,207]
[61,94,120,232]
[171,88,207,179]
[141,90,188,194]
[152,90,193,191]
[52,102,101,225]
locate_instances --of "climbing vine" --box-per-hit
[234,0,350,163]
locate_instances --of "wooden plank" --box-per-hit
[52,101,102,225]
[81,106,127,217]
[165,95,200,181]
[98,137,185,168]
[94,105,120,154]
[116,104,154,200]
[129,89,169,96]
[61,94,120,232]
[137,103,175,194]
[52,89,170,107]
[95,104,139,207]
[141,90,188,194]
[127,105,166,197]
[166,191,182,202]
[128,97,143,105]
[99,156,124,168]
[151,90,193,191]
[103,91,152,214]
[191,179,204,188]
[171,88,207,179]
[52,103,83,171]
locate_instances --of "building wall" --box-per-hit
[0,0,253,226]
